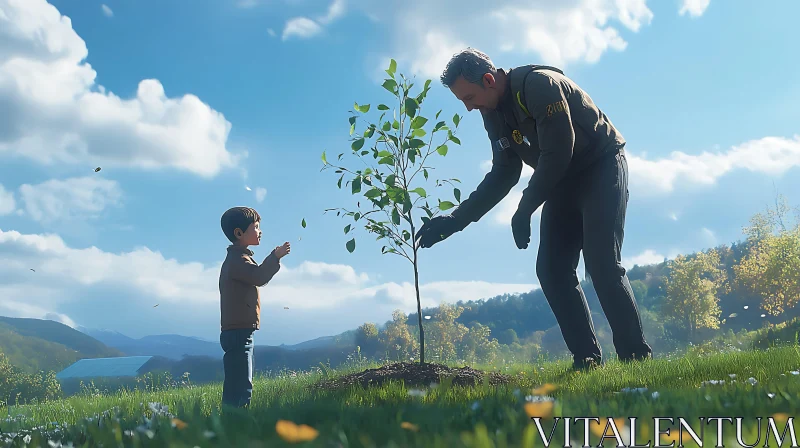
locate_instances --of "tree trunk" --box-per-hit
[413,247,425,364]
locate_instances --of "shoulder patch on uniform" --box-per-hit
[497,137,510,151]
[512,129,523,144]
[546,100,567,117]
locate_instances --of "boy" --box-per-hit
[219,206,290,408]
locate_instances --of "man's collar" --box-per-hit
[497,68,514,112]
[228,244,254,256]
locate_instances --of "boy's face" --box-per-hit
[236,221,261,246]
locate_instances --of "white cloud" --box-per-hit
[365,0,654,79]
[622,249,666,269]
[679,0,710,18]
[18,176,122,222]
[44,311,76,328]
[318,0,345,25]
[628,135,800,195]
[100,4,113,17]
[0,0,240,178]
[281,0,345,41]
[282,17,322,40]
[0,228,537,343]
[255,187,267,202]
[0,184,15,215]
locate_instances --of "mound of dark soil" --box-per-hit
[309,361,515,391]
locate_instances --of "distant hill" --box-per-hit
[77,328,225,360]
[0,316,123,373]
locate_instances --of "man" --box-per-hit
[414,48,652,370]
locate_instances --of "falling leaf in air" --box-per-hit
[153,304,159,308]
[245,186,252,191]
[94,167,101,172]
[284,306,289,310]
[302,218,306,228]
[30,269,35,272]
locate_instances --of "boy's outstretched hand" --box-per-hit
[274,242,291,259]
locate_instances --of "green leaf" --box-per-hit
[360,150,369,156]
[402,230,411,242]
[433,121,446,132]
[382,121,391,132]
[365,188,382,198]
[439,200,455,211]
[364,126,375,138]
[355,102,370,113]
[352,176,362,194]
[385,174,397,187]
[405,98,418,118]
[454,188,461,202]
[410,187,427,198]
[408,150,416,164]
[354,212,361,221]
[352,138,365,151]
[411,116,428,129]
[392,120,399,130]
[453,113,460,127]
[436,110,441,120]
[337,174,344,188]
[378,104,390,110]
[423,169,429,180]
[436,144,448,156]
[346,238,356,253]
[344,224,351,234]
[392,207,401,225]
[377,150,392,158]
[387,59,397,76]
[302,218,307,228]
[413,128,427,137]
[382,79,397,94]
[321,151,328,164]
[378,156,394,166]
[408,139,425,149]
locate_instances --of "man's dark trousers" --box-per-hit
[535,150,652,363]
[220,328,255,408]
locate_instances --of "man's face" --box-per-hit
[449,74,499,112]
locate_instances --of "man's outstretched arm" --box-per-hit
[451,149,522,224]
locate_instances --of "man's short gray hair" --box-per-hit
[440,48,497,88]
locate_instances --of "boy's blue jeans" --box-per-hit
[220,328,254,408]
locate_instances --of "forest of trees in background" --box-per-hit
[353,194,800,364]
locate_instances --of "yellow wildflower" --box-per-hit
[275,419,319,443]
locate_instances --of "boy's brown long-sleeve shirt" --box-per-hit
[219,245,281,332]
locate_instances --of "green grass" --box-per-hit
[4,345,800,447]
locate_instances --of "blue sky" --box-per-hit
[1,0,799,345]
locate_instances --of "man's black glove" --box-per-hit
[414,215,466,249]
[511,206,534,249]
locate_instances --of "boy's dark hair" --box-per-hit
[221,206,261,243]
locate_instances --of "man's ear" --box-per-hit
[483,73,496,88]
[234,228,243,238]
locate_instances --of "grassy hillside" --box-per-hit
[2,344,799,447]
[0,317,123,373]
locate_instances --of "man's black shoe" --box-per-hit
[572,357,602,371]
